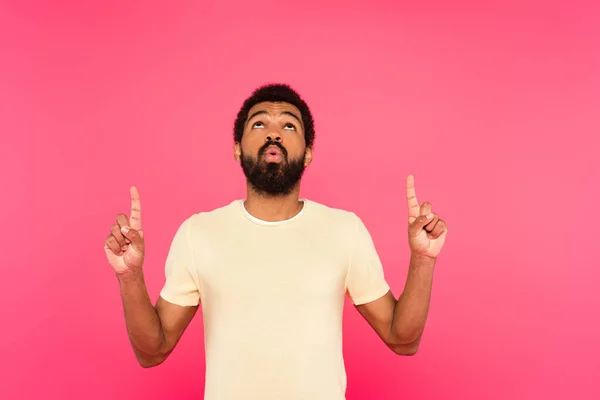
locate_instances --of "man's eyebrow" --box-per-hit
[281,111,303,127]
[246,110,268,126]
[245,110,303,127]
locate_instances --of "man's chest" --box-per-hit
[191,228,351,303]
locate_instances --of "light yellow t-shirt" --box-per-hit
[159,199,390,400]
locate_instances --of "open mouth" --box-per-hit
[264,145,283,162]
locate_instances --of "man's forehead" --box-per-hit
[247,101,302,117]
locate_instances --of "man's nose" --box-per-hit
[265,130,282,143]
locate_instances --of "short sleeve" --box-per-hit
[159,217,201,307]
[345,214,390,305]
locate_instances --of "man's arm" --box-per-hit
[355,253,435,355]
[354,175,447,356]
[118,272,198,368]
[105,187,199,367]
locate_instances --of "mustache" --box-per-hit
[258,141,288,159]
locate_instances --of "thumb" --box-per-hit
[408,213,434,237]
[121,226,144,251]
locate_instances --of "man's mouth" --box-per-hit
[264,145,283,163]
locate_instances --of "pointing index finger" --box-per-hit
[406,174,420,223]
[130,186,142,230]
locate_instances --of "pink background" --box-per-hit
[1,1,599,399]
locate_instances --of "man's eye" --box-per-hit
[284,123,296,131]
[252,122,265,129]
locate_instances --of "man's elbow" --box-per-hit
[135,349,169,368]
[391,342,419,356]
[138,357,163,368]
[388,335,422,356]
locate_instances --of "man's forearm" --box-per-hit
[391,253,436,344]
[118,273,166,363]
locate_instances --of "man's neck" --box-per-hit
[243,186,304,222]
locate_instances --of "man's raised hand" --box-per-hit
[406,175,448,259]
[104,186,145,276]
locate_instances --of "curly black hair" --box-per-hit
[233,83,315,148]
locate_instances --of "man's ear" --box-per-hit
[234,142,241,162]
[304,147,313,166]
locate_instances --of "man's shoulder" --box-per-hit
[191,199,241,219]
[304,199,361,225]
[176,200,241,230]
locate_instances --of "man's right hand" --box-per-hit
[104,186,145,277]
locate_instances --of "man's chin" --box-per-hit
[240,153,306,195]
[264,161,286,172]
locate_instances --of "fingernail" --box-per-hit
[121,226,130,234]
[426,213,434,219]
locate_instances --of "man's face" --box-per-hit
[235,101,312,195]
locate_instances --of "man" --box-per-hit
[104,84,448,399]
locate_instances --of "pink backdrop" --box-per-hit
[1,1,599,399]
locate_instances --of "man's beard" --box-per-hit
[240,142,306,196]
